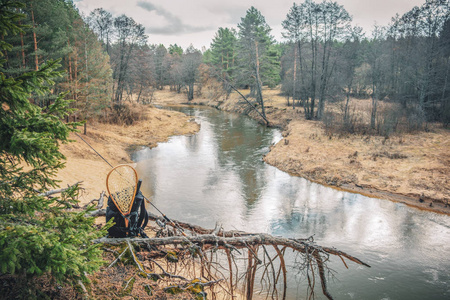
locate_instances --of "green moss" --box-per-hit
[166,251,179,263]
[165,286,184,295]
[187,283,203,294]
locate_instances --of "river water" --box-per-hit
[132,106,450,300]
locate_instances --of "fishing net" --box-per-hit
[106,165,138,216]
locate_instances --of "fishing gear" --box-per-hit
[106,164,138,229]
[74,132,188,237]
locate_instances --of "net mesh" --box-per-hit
[106,165,138,215]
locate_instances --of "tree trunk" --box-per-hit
[371,84,378,130]
[74,49,78,101]
[344,90,350,124]
[85,36,89,111]
[30,0,38,71]
[67,40,73,99]
[137,84,143,103]
[254,41,266,119]
[188,83,194,101]
[18,17,25,68]
[298,40,305,108]
[292,43,297,109]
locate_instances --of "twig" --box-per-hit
[148,258,189,281]
[338,254,349,269]
[83,191,106,209]
[213,222,222,236]
[97,191,106,209]
[77,280,88,299]
[225,248,234,298]
[322,246,370,267]
[86,208,106,217]
[313,251,333,300]
[126,240,145,273]
[273,246,287,300]
[38,181,82,197]
[243,240,262,264]
[102,247,119,256]
[108,246,128,268]
[123,276,135,293]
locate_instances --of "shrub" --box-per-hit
[103,103,147,125]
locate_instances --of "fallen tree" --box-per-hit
[92,210,370,299]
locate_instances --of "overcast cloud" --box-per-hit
[75,0,427,50]
[136,1,214,34]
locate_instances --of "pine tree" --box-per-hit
[62,14,113,119]
[168,43,183,56]
[0,0,106,286]
[210,27,237,80]
[237,6,274,118]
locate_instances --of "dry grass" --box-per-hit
[264,120,449,204]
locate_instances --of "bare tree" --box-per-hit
[281,0,351,119]
[87,8,114,55]
[182,45,202,101]
[111,15,147,104]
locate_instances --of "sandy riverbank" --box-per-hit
[57,104,199,205]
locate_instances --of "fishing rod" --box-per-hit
[74,132,188,237]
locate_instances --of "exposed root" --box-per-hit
[93,215,370,299]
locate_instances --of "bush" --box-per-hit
[103,103,147,125]
[323,100,429,137]
[322,108,367,136]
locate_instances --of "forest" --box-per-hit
[1,0,448,130]
[0,0,449,299]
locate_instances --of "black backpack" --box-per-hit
[106,180,149,238]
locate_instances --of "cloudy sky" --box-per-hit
[74,0,426,50]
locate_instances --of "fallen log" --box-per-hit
[90,209,369,266]
[94,224,369,299]
[95,233,370,268]
[213,71,270,125]
[90,208,370,299]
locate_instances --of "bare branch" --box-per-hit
[38,181,82,197]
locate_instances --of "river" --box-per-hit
[132,105,450,300]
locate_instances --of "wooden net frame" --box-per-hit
[106,165,138,227]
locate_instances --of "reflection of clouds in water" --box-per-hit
[134,106,450,300]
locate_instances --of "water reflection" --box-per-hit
[133,106,450,300]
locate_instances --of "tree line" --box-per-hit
[277,0,450,132]
[2,0,449,130]
[205,0,450,131]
